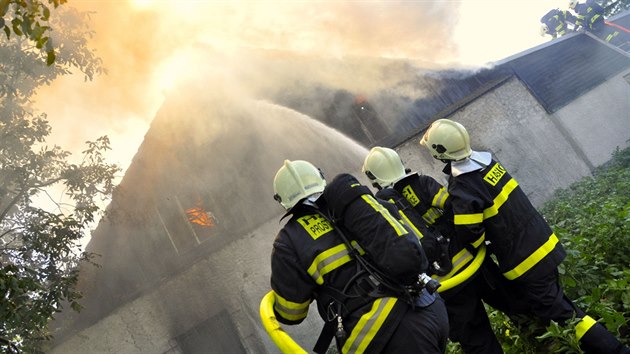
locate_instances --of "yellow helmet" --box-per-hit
[362,146,406,189]
[273,160,326,210]
[540,24,550,36]
[420,119,471,161]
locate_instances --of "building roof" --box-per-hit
[499,31,630,114]
[275,11,630,148]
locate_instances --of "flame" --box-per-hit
[185,198,215,228]
[354,94,367,104]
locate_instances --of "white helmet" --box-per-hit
[273,160,326,210]
[569,0,578,9]
[362,146,406,189]
[420,119,472,161]
[540,24,549,36]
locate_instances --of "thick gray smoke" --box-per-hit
[49,70,376,352]
[33,1,563,175]
[34,1,462,172]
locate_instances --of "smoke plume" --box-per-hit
[34,1,462,172]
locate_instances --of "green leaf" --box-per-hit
[46,49,55,66]
[21,15,32,37]
[70,301,83,312]
[12,19,23,36]
[43,6,51,20]
[31,23,46,42]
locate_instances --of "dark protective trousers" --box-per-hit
[442,277,502,354]
[441,258,518,354]
[510,268,630,354]
[380,296,450,354]
[590,23,630,47]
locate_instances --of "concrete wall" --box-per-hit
[397,71,630,207]
[553,68,630,168]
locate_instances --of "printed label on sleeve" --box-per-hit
[484,163,506,186]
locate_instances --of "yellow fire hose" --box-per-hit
[259,245,487,352]
[259,290,308,354]
[436,245,487,292]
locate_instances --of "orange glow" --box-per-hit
[185,198,215,228]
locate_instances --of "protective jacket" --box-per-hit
[376,180,513,354]
[574,1,605,31]
[390,174,450,230]
[270,174,435,353]
[384,174,480,291]
[541,9,577,38]
[438,152,628,354]
[444,153,566,282]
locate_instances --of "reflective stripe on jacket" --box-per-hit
[541,9,577,37]
[394,173,452,232]
[575,2,604,30]
[447,160,566,281]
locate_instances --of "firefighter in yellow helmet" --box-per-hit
[419,118,630,354]
[570,0,630,46]
[540,8,577,39]
[363,146,520,354]
[270,160,449,353]
[570,0,605,31]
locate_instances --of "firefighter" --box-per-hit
[362,146,521,354]
[570,0,605,31]
[270,160,449,354]
[540,8,577,39]
[419,118,630,354]
[570,0,630,46]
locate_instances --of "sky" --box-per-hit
[32,0,568,217]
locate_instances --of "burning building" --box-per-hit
[49,11,630,354]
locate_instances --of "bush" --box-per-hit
[545,146,630,341]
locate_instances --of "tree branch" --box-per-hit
[0,189,26,223]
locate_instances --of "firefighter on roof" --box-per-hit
[270,160,449,353]
[362,146,519,354]
[570,0,605,31]
[570,0,630,46]
[540,8,577,38]
[420,118,630,354]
